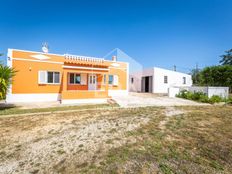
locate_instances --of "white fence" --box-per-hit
[169,86,229,98]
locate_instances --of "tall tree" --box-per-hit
[220,49,232,65]
[198,65,232,92]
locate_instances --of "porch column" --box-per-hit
[63,70,68,91]
[105,73,109,97]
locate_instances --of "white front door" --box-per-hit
[88,74,97,90]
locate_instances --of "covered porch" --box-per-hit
[61,66,110,103]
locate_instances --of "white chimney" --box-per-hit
[112,56,117,62]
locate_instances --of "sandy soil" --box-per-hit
[0,108,152,174]
[159,107,185,130]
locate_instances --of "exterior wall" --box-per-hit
[107,63,128,91]
[153,67,192,93]
[6,94,61,103]
[129,67,192,94]
[129,73,142,92]
[61,90,108,100]
[129,68,154,92]
[168,87,180,98]
[187,86,229,98]
[12,59,63,94]
[207,87,229,98]
[6,49,129,103]
[169,86,229,98]
[141,68,154,93]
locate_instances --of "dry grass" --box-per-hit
[0,106,232,174]
[0,103,118,116]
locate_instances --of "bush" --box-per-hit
[208,95,222,104]
[199,95,209,103]
[176,90,193,99]
[225,96,232,104]
[191,92,206,101]
[176,90,225,104]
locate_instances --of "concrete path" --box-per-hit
[113,93,209,108]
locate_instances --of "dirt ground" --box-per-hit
[1,93,207,110]
[0,108,153,174]
[0,106,231,174]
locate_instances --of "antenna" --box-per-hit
[42,42,49,53]
[173,65,176,71]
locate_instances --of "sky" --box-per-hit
[0,0,232,72]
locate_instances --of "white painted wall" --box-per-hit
[153,67,192,93]
[129,72,142,92]
[168,87,180,97]
[129,67,192,94]
[6,93,61,103]
[108,90,128,96]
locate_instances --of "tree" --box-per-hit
[191,68,201,85]
[198,65,232,92]
[0,64,16,99]
[220,49,232,65]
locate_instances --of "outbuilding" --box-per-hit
[129,67,192,94]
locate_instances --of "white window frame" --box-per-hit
[113,75,119,86]
[108,74,119,86]
[38,71,60,85]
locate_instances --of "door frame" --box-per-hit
[88,74,97,90]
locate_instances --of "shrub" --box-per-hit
[225,96,232,104]
[199,95,209,103]
[191,92,206,101]
[176,90,225,104]
[176,90,187,98]
[208,95,223,104]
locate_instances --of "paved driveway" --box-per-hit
[113,93,208,108]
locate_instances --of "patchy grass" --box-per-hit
[83,106,232,174]
[0,103,119,116]
[0,106,232,173]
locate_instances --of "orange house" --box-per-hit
[6,49,129,104]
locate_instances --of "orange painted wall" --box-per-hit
[11,49,128,95]
[12,59,63,93]
[61,90,108,99]
[108,67,127,90]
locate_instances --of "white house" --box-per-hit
[130,67,192,94]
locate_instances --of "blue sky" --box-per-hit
[0,0,232,72]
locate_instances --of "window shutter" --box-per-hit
[81,73,87,85]
[38,71,47,84]
[113,75,119,86]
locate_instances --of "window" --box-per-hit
[108,75,119,86]
[164,76,168,84]
[69,73,81,84]
[47,72,54,83]
[109,75,113,85]
[47,71,60,84]
[131,77,134,84]
[183,77,186,84]
[38,71,60,84]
